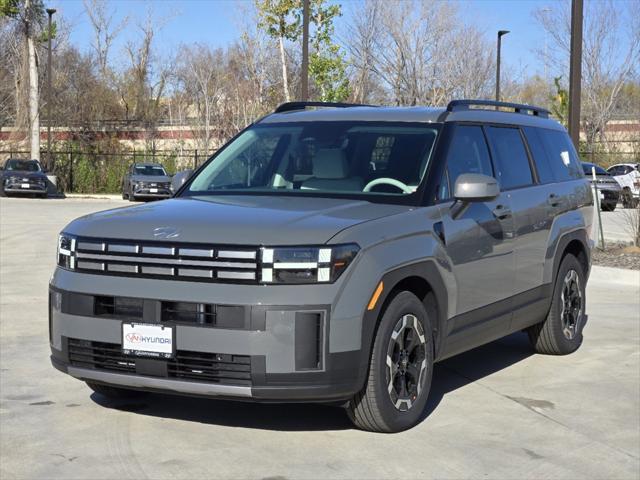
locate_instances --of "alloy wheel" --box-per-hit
[385,314,428,412]
[560,269,583,340]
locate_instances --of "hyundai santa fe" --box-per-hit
[50,99,593,432]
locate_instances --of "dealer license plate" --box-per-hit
[122,323,173,358]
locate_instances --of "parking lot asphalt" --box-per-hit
[1,197,639,480]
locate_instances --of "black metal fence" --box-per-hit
[0,148,217,193]
[1,145,638,194]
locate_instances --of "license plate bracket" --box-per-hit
[122,322,174,359]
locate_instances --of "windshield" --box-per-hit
[184,121,440,202]
[582,163,608,175]
[134,165,167,176]
[5,160,41,172]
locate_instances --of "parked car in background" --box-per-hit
[0,159,48,198]
[122,163,172,202]
[170,168,194,193]
[50,100,593,433]
[607,163,640,208]
[581,162,621,211]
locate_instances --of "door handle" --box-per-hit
[547,193,563,207]
[492,204,512,219]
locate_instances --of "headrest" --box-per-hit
[312,148,348,179]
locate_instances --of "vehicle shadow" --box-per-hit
[89,332,534,432]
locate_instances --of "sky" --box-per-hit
[44,0,589,78]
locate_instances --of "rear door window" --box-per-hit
[485,126,533,190]
[438,125,493,200]
[537,129,583,181]
[522,127,556,184]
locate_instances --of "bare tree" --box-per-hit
[23,0,40,160]
[174,44,225,154]
[343,0,495,106]
[83,0,128,81]
[535,0,640,150]
[342,0,382,103]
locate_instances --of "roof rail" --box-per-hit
[446,99,550,118]
[274,101,375,113]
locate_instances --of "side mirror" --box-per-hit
[454,173,500,202]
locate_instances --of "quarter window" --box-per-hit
[537,129,583,181]
[486,126,533,190]
[438,125,493,200]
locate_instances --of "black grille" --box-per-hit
[67,338,251,386]
[69,338,136,373]
[168,351,251,384]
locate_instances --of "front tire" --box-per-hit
[528,253,586,355]
[86,382,147,400]
[347,291,434,433]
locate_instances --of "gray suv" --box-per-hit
[50,100,593,432]
[122,162,172,201]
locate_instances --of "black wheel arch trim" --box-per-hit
[360,260,448,374]
[548,229,591,287]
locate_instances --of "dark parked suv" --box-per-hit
[1,159,48,198]
[50,100,593,432]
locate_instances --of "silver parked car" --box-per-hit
[50,100,593,432]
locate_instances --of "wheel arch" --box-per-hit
[361,261,449,367]
[550,230,591,286]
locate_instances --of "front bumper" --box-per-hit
[132,188,172,198]
[3,184,47,194]
[49,270,366,402]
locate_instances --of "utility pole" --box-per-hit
[568,0,583,149]
[300,0,309,101]
[542,7,551,84]
[46,8,56,171]
[495,30,510,102]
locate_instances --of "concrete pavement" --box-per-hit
[1,197,639,479]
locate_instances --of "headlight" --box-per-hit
[57,233,76,270]
[260,244,359,284]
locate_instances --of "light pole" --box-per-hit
[495,30,509,102]
[300,0,309,101]
[46,8,56,171]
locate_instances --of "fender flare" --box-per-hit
[359,260,449,371]
[548,229,591,287]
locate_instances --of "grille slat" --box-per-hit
[67,338,251,386]
[74,237,258,284]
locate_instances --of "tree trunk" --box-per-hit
[25,0,40,161]
[278,36,290,102]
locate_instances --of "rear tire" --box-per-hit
[601,203,615,212]
[86,382,147,400]
[528,253,586,355]
[347,291,434,433]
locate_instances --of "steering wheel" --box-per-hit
[363,178,413,194]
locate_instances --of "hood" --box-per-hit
[130,174,172,183]
[64,195,411,245]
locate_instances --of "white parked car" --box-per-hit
[607,163,640,208]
